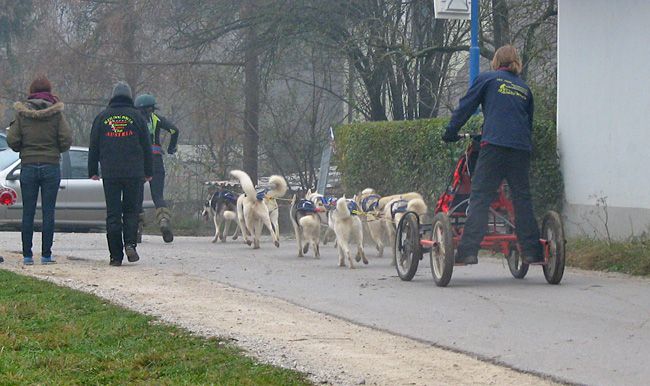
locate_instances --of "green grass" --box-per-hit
[0,270,310,385]
[567,238,650,276]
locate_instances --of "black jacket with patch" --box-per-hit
[88,96,153,179]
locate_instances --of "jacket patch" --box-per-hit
[104,115,135,137]
[497,79,528,99]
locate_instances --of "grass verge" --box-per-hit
[567,238,650,276]
[0,270,310,385]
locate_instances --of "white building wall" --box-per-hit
[558,0,650,238]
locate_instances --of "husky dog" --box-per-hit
[305,189,337,245]
[289,194,323,258]
[329,196,367,268]
[230,170,288,249]
[201,189,240,243]
[383,194,428,265]
[355,188,386,257]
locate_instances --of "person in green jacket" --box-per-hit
[7,75,72,265]
[134,93,179,243]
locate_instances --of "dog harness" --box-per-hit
[256,189,268,201]
[297,199,317,213]
[347,200,361,216]
[360,194,381,212]
[210,190,238,210]
[390,200,408,219]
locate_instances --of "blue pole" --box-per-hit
[469,0,480,86]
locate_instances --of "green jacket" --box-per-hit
[7,100,72,164]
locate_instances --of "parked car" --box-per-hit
[0,132,7,151]
[0,146,154,230]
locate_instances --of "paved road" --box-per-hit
[3,231,649,385]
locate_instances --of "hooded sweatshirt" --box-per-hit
[7,96,73,164]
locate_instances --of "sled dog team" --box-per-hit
[201,170,427,268]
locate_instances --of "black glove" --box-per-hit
[442,129,461,143]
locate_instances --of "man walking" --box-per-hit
[134,93,179,243]
[89,82,152,266]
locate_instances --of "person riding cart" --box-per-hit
[134,93,179,243]
[442,45,542,266]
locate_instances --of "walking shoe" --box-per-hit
[23,256,34,266]
[41,256,56,265]
[454,253,478,265]
[125,244,140,263]
[109,257,122,267]
[160,220,174,243]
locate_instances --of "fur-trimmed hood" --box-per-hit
[14,100,64,120]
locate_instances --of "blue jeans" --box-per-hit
[20,163,61,258]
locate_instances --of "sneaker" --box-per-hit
[41,256,56,265]
[454,253,478,265]
[109,257,122,267]
[23,256,34,266]
[161,222,174,243]
[125,244,140,263]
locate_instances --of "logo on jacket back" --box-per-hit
[104,115,135,137]
[497,79,528,100]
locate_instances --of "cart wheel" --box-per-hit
[430,213,454,287]
[507,249,529,279]
[394,212,422,281]
[542,211,566,285]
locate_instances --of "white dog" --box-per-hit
[201,189,240,243]
[305,189,337,245]
[355,188,386,257]
[329,196,367,268]
[230,170,287,249]
[382,194,428,265]
[289,194,323,258]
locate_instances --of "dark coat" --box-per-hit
[88,96,153,179]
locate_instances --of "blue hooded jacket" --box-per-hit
[445,69,534,151]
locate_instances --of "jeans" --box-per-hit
[149,155,166,208]
[457,144,542,259]
[103,178,142,260]
[20,163,61,258]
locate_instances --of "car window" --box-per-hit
[0,149,19,170]
[69,150,90,179]
[0,133,7,151]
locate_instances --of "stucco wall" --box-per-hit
[558,0,650,238]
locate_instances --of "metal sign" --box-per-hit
[434,0,471,20]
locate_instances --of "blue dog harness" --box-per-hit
[256,189,268,201]
[297,199,317,213]
[360,194,381,212]
[390,200,408,219]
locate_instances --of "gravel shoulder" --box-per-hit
[0,251,553,386]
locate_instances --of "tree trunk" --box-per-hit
[492,0,511,48]
[242,1,259,183]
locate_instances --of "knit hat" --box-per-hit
[111,81,132,99]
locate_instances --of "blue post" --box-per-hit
[469,0,480,86]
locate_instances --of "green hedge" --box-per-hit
[335,118,563,216]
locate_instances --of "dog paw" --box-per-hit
[274,240,280,248]
[246,240,252,246]
[363,258,369,265]
[355,255,362,262]
[211,238,218,243]
[232,235,239,240]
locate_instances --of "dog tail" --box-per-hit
[223,211,237,221]
[230,170,256,202]
[336,195,351,219]
[267,175,288,198]
[361,188,376,195]
[407,198,428,216]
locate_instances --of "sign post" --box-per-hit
[316,127,335,195]
[433,0,478,86]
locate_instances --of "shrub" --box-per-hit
[335,118,563,216]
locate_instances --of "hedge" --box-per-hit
[334,117,564,216]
